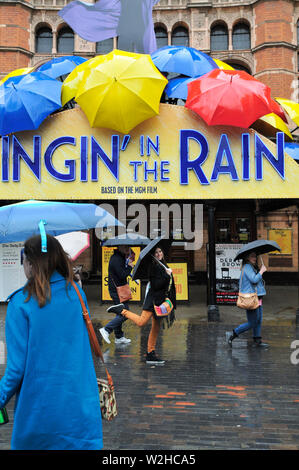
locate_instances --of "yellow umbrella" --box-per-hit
[61,56,100,106]
[0,67,33,85]
[74,49,168,134]
[251,113,293,140]
[214,59,235,70]
[275,98,299,127]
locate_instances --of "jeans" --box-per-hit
[234,305,263,338]
[104,292,128,339]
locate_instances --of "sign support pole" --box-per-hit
[207,202,220,321]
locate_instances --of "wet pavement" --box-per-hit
[1,284,299,450]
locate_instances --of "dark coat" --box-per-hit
[143,261,176,312]
[108,249,132,297]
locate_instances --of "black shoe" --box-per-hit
[107,303,125,315]
[146,351,165,365]
[227,330,238,346]
[253,337,269,348]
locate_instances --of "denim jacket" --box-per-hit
[239,263,266,297]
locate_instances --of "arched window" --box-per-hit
[96,38,114,54]
[155,27,168,49]
[171,27,189,47]
[229,62,251,74]
[57,27,74,54]
[210,24,228,51]
[35,27,53,54]
[232,23,250,50]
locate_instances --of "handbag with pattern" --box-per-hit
[72,281,117,421]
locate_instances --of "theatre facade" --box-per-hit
[1,103,299,303]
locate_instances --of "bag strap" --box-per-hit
[239,266,257,293]
[71,281,113,386]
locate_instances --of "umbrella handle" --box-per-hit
[260,255,264,266]
[38,220,47,253]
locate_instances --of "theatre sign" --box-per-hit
[0,104,298,200]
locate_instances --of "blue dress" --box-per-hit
[0,271,103,450]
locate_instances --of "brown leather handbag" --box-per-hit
[71,281,117,421]
[112,278,132,303]
[236,268,259,310]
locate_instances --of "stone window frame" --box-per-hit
[171,23,189,47]
[232,20,251,51]
[210,21,229,52]
[35,23,53,54]
[56,24,75,54]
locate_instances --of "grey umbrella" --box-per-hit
[234,239,281,261]
[131,236,173,280]
[102,233,150,246]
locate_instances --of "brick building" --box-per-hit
[0,0,299,291]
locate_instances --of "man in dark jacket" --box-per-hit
[100,246,133,344]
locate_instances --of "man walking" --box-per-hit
[100,245,133,345]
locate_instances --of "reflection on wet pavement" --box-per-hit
[1,316,299,450]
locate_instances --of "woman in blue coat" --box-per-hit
[228,251,268,348]
[0,234,103,450]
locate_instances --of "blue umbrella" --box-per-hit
[151,46,217,78]
[165,76,196,100]
[0,200,123,250]
[36,56,87,79]
[284,142,299,161]
[0,72,62,136]
[102,233,150,246]
[234,240,281,261]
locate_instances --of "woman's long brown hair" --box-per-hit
[23,234,74,308]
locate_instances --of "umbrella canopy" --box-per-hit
[284,142,299,161]
[102,233,150,246]
[61,56,100,106]
[165,76,195,100]
[0,72,62,136]
[151,45,217,78]
[0,200,122,243]
[234,240,281,261]
[74,49,167,134]
[185,69,285,128]
[131,236,172,281]
[251,113,293,141]
[275,98,299,127]
[55,231,90,260]
[0,67,33,85]
[35,56,87,80]
[213,59,235,70]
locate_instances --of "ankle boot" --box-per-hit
[253,337,269,348]
[228,330,238,346]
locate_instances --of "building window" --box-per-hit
[155,27,168,49]
[35,27,53,54]
[96,38,114,55]
[229,62,251,74]
[171,27,189,47]
[210,24,228,51]
[232,23,250,50]
[297,20,299,45]
[57,27,74,54]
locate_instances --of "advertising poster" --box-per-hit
[268,228,292,255]
[0,242,26,302]
[168,263,188,301]
[102,246,141,302]
[215,244,242,305]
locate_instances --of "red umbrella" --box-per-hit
[185,69,286,128]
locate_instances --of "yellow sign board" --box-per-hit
[268,229,292,255]
[168,262,188,301]
[101,246,141,301]
[1,104,299,200]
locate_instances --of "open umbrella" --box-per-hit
[284,142,299,161]
[213,59,235,70]
[0,200,122,244]
[35,56,87,80]
[74,49,167,134]
[234,240,281,261]
[151,45,217,78]
[102,233,150,246]
[185,69,286,128]
[61,56,100,106]
[251,113,293,141]
[55,231,90,260]
[0,67,33,85]
[131,236,172,280]
[0,72,62,136]
[165,76,195,100]
[275,98,299,127]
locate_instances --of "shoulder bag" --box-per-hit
[71,281,117,421]
[112,278,132,303]
[153,275,174,318]
[236,267,259,310]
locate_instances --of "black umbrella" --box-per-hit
[102,233,150,246]
[131,236,173,280]
[234,239,281,261]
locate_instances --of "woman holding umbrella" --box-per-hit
[228,251,267,347]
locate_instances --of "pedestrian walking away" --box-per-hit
[110,245,176,365]
[100,245,133,345]
[228,251,268,348]
[0,234,103,450]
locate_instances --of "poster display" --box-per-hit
[0,242,26,301]
[215,244,242,305]
[168,263,188,301]
[268,229,292,255]
[101,246,141,302]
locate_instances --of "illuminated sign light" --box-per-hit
[1,130,285,184]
